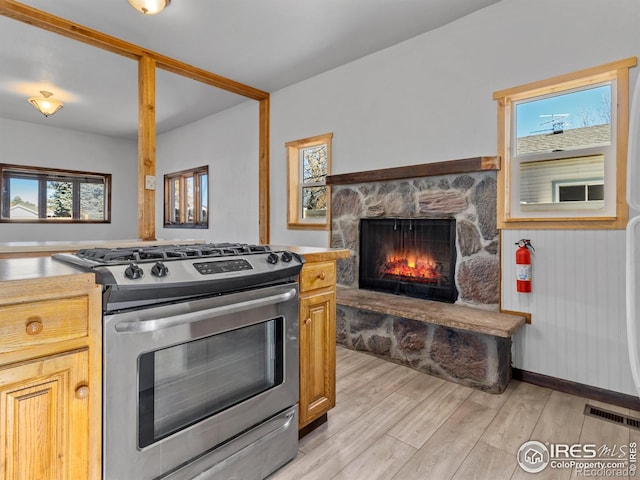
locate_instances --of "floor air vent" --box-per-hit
[584,404,640,430]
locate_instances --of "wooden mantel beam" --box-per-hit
[326,156,500,186]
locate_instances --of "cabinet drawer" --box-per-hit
[300,262,336,292]
[0,296,89,354]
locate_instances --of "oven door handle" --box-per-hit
[114,287,297,333]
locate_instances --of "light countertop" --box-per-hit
[0,256,91,282]
[271,245,350,263]
[0,242,351,282]
[0,239,204,258]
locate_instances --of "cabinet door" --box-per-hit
[299,290,336,427]
[0,349,90,480]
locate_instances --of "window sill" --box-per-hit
[499,215,625,230]
[0,219,110,224]
[163,224,209,229]
[287,222,329,231]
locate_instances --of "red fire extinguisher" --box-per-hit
[515,239,534,293]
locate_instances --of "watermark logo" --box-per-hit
[517,441,637,477]
[517,440,550,473]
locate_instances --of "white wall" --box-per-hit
[0,117,138,241]
[155,100,259,244]
[502,229,632,395]
[269,0,640,395]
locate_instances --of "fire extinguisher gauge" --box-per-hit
[515,239,535,252]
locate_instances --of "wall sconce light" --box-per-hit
[128,0,170,15]
[27,91,64,117]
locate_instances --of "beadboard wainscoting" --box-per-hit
[501,229,633,396]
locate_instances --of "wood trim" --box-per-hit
[615,62,631,228]
[287,133,332,230]
[155,58,268,102]
[501,219,623,230]
[493,57,637,99]
[259,98,270,244]
[500,309,531,324]
[326,156,500,186]
[287,222,330,231]
[0,274,96,303]
[285,133,334,148]
[496,100,508,229]
[513,368,640,412]
[0,0,271,242]
[138,56,156,241]
[298,413,327,438]
[0,1,268,101]
[495,57,637,230]
[286,144,297,228]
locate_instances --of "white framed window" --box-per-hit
[555,180,604,203]
[286,133,332,229]
[493,57,636,229]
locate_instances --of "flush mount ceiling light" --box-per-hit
[128,0,170,14]
[27,91,64,117]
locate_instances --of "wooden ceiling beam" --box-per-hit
[0,0,269,100]
[1,0,272,243]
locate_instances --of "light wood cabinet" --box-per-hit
[298,260,337,429]
[0,274,101,480]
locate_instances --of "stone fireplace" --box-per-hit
[326,158,527,393]
[330,166,499,307]
[359,217,457,303]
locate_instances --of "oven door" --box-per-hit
[103,282,299,480]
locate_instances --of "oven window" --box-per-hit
[138,317,284,448]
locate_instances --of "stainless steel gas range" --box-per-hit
[53,243,304,480]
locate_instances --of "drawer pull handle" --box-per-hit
[317,272,326,280]
[25,320,43,335]
[75,385,89,400]
[304,318,311,325]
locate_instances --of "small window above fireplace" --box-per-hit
[359,218,457,303]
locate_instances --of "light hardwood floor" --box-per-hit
[269,346,640,480]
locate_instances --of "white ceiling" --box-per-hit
[1,0,502,139]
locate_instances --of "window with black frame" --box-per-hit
[0,163,111,222]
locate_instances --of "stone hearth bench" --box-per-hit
[336,286,526,393]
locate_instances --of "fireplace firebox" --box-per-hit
[359,218,457,303]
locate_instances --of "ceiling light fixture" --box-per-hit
[27,91,64,117]
[128,0,170,15]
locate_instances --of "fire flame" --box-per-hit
[380,253,443,283]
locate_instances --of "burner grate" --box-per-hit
[74,243,272,264]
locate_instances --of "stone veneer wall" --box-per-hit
[336,307,511,392]
[330,171,499,307]
[330,170,513,392]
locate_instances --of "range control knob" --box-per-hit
[281,251,293,263]
[267,252,280,264]
[124,263,144,280]
[151,262,169,277]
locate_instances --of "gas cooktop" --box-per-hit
[57,242,271,265]
[52,243,305,311]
